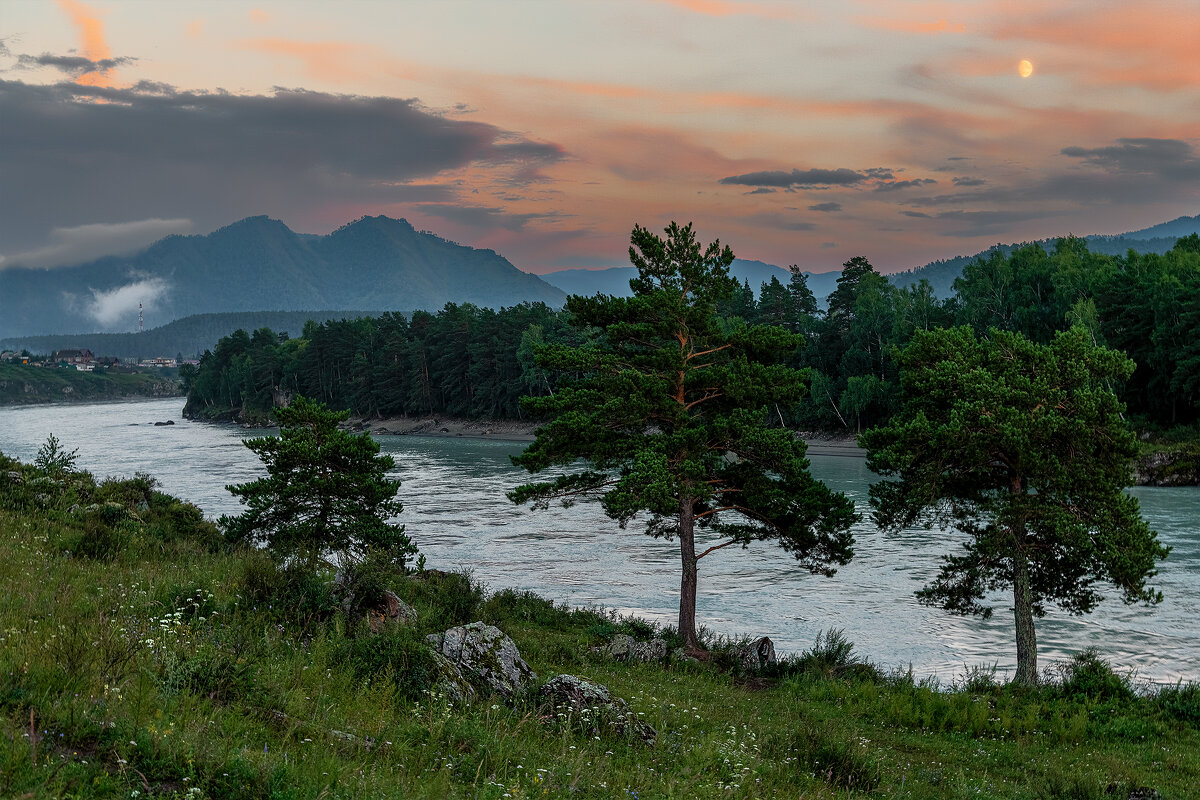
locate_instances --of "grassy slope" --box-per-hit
[0,457,1197,799]
[0,364,180,406]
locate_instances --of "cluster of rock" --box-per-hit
[354,591,657,743]
[593,632,778,674]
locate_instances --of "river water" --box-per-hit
[2,398,1197,684]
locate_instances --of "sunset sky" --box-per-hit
[2,0,1198,274]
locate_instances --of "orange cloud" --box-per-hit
[991,2,1200,90]
[653,0,797,19]
[55,0,116,87]
[858,16,966,34]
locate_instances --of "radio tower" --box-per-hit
[138,303,144,334]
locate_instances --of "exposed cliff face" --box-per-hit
[1135,447,1200,487]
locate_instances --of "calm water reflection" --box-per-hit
[1,398,1196,683]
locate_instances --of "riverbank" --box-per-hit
[1,452,1197,799]
[0,363,180,406]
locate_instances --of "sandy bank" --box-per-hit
[348,415,539,442]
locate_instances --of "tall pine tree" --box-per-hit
[510,222,857,648]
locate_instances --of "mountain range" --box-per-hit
[1,213,1196,341]
[540,214,1200,303]
[0,215,565,339]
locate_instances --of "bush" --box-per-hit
[336,625,438,700]
[779,628,878,681]
[1055,649,1135,702]
[65,513,133,560]
[236,551,337,623]
[1156,681,1200,725]
[480,588,572,629]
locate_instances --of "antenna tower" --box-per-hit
[138,303,143,334]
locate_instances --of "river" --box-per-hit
[2,398,1197,684]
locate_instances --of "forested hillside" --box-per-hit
[0,310,384,361]
[182,235,1200,438]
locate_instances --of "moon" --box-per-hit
[1018,59,1034,78]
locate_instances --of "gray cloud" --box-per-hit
[1061,138,1200,180]
[745,187,776,195]
[1,218,195,270]
[0,78,565,255]
[901,211,931,218]
[745,212,817,231]
[952,176,986,187]
[414,204,551,232]
[719,167,868,188]
[808,202,842,212]
[16,53,136,77]
[932,210,1052,238]
[874,178,937,193]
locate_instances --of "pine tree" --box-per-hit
[861,326,1169,684]
[509,222,858,648]
[221,396,416,572]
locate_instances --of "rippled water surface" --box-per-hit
[2,398,1197,683]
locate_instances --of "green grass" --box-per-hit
[1,452,1197,799]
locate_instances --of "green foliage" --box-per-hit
[1156,681,1200,725]
[335,626,438,699]
[0,467,1198,800]
[221,396,417,572]
[510,221,857,646]
[33,433,77,476]
[863,325,1171,684]
[1054,649,1136,703]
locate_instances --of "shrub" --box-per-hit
[1055,648,1135,702]
[1156,681,1200,725]
[336,625,438,700]
[480,588,572,629]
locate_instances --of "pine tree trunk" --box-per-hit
[678,494,699,649]
[1012,544,1038,685]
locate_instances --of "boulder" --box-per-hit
[737,636,777,673]
[153,420,175,426]
[540,674,656,743]
[426,622,536,698]
[367,589,418,632]
[3,471,22,484]
[430,652,476,705]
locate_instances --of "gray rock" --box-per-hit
[3,471,22,484]
[598,635,669,663]
[540,674,656,743]
[672,647,700,665]
[427,622,536,698]
[429,651,476,705]
[737,636,777,672]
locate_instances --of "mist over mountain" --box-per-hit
[0,215,565,339]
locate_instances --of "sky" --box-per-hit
[1,0,1198,275]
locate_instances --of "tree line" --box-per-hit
[182,232,1200,434]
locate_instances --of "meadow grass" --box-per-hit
[1,454,1197,799]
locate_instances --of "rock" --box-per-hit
[430,652,476,704]
[426,622,536,698]
[606,634,635,660]
[540,674,656,743]
[672,647,700,665]
[153,420,175,426]
[3,471,22,484]
[737,636,777,673]
[367,589,418,632]
[1124,789,1161,800]
[597,635,669,663]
